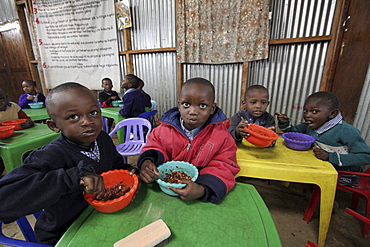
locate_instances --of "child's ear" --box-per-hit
[210,103,216,114]
[329,109,339,119]
[46,119,61,133]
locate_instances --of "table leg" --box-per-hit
[317,176,337,247]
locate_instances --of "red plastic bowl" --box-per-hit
[282,132,316,151]
[1,119,27,130]
[0,126,15,139]
[84,169,139,213]
[244,123,278,147]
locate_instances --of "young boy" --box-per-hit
[119,74,151,118]
[228,85,275,143]
[0,82,136,245]
[276,91,370,175]
[98,77,121,107]
[138,77,240,204]
[18,80,46,109]
[99,77,121,130]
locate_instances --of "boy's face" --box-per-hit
[0,92,9,111]
[121,77,130,90]
[22,81,36,94]
[47,87,102,146]
[102,79,113,92]
[242,88,269,119]
[303,97,337,130]
[178,83,216,131]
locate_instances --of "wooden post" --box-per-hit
[240,62,249,110]
[123,28,134,74]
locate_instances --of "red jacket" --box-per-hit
[138,107,240,204]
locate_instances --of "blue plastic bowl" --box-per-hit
[28,102,44,109]
[112,100,122,107]
[282,132,316,151]
[156,161,199,196]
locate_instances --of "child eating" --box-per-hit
[276,91,370,179]
[138,77,240,204]
[0,82,137,245]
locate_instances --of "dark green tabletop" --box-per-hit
[56,182,281,247]
[23,108,50,121]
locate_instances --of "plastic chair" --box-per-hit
[102,116,109,133]
[150,100,157,111]
[108,118,152,163]
[303,167,370,237]
[137,110,157,127]
[0,211,52,246]
[305,240,320,247]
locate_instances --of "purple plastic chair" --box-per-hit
[108,118,152,163]
[0,211,52,246]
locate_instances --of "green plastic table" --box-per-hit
[0,123,59,172]
[56,182,281,247]
[101,107,125,143]
[23,108,50,121]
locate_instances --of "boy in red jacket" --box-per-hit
[138,77,240,204]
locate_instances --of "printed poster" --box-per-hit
[33,0,121,90]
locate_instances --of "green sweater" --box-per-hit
[279,120,370,172]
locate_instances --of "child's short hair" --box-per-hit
[307,91,339,110]
[245,85,269,97]
[23,80,37,87]
[125,74,141,89]
[46,82,90,117]
[183,77,215,98]
[101,78,112,84]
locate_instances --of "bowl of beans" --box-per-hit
[156,161,199,196]
[84,169,139,213]
[282,132,316,151]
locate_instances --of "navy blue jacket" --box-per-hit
[0,131,133,245]
[119,89,151,118]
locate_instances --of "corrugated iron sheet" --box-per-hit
[354,65,370,145]
[0,0,18,24]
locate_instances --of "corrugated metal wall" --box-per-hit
[0,0,18,24]
[354,65,370,144]
[121,0,337,123]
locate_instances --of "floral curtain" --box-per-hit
[176,0,270,64]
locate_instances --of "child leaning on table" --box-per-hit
[98,77,121,107]
[0,82,137,245]
[228,85,275,146]
[119,74,152,118]
[138,77,240,204]
[18,79,46,109]
[276,91,370,179]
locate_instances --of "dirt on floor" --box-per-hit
[237,177,369,247]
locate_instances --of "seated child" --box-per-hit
[119,74,151,118]
[18,80,46,109]
[138,77,240,204]
[98,77,121,107]
[0,82,137,245]
[228,85,275,145]
[98,77,121,130]
[137,78,152,110]
[276,91,370,176]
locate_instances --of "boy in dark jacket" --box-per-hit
[119,74,151,118]
[0,82,136,245]
[138,77,240,204]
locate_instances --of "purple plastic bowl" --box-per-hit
[282,132,316,151]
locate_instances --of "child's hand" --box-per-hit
[267,126,275,131]
[20,119,34,129]
[313,147,329,161]
[235,119,250,139]
[80,171,105,199]
[169,180,205,201]
[26,95,35,100]
[111,96,118,100]
[139,160,159,183]
[275,112,289,124]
